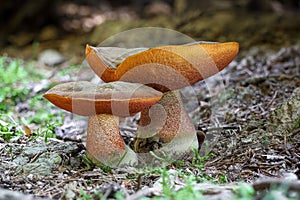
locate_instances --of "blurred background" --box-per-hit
[0,0,299,62]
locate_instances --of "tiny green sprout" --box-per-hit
[161,164,173,196]
[0,116,24,141]
[4,145,13,154]
[262,135,269,146]
[172,159,185,168]
[100,165,113,173]
[126,172,138,179]
[218,172,227,184]
[0,56,31,112]
[4,145,15,159]
[78,189,93,200]
[152,171,204,200]
[114,192,125,200]
[234,183,255,200]
[32,123,59,142]
[191,148,212,170]
[292,117,300,130]
[80,155,95,170]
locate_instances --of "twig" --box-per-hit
[284,134,287,153]
[120,127,137,132]
[202,125,241,132]
[265,90,278,109]
[29,152,42,163]
[136,174,142,191]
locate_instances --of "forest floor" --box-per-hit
[0,43,299,199]
[0,2,300,199]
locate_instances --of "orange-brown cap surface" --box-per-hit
[44,81,163,116]
[86,42,239,92]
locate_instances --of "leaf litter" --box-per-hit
[0,45,300,199]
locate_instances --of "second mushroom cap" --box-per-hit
[44,81,163,117]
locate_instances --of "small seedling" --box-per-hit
[191,148,212,170]
[233,183,255,200]
[218,172,227,184]
[0,116,24,141]
[0,56,30,112]
[152,167,204,200]
[292,117,300,130]
[262,135,270,146]
[78,189,93,200]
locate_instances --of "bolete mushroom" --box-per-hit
[44,81,163,167]
[85,42,239,157]
[86,42,239,92]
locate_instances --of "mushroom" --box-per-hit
[86,42,239,156]
[44,81,163,167]
[86,42,239,92]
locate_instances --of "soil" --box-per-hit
[1,44,299,199]
[0,1,300,199]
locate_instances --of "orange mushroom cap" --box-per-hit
[43,81,163,117]
[86,42,239,92]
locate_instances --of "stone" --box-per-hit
[13,141,83,177]
[16,152,62,176]
[38,49,65,66]
[0,188,45,200]
[269,87,300,133]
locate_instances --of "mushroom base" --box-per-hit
[133,90,199,158]
[86,114,137,167]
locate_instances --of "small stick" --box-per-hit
[136,173,142,191]
[266,90,278,109]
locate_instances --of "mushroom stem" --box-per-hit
[134,90,198,155]
[86,114,137,167]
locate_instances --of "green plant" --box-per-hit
[292,117,300,130]
[218,172,227,184]
[0,56,28,84]
[99,165,113,173]
[234,183,255,200]
[126,172,139,179]
[0,55,67,142]
[31,122,60,142]
[0,56,30,112]
[150,168,204,200]
[78,189,94,200]
[136,164,203,200]
[114,192,125,200]
[262,135,269,146]
[167,176,204,200]
[161,164,173,197]
[28,94,65,125]
[4,145,13,154]
[77,188,124,200]
[172,159,185,168]
[80,153,113,173]
[197,174,215,183]
[191,148,212,170]
[0,117,24,141]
